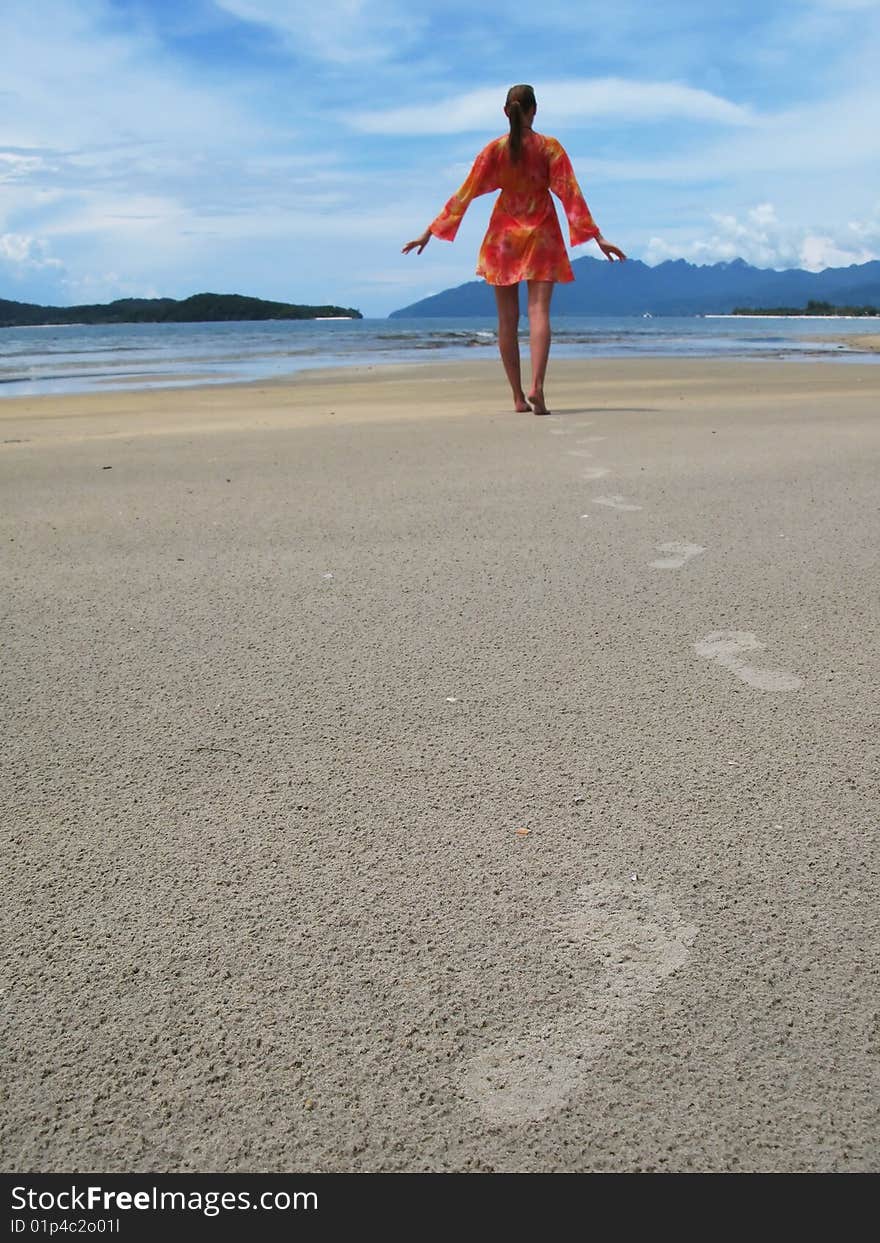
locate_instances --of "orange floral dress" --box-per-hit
[429,129,600,286]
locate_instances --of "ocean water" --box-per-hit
[1,314,879,398]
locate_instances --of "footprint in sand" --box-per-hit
[549,421,594,434]
[462,882,698,1124]
[650,541,705,569]
[694,630,803,691]
[592,494,642,511]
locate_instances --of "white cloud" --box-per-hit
[573,83,880,189]
[805,0,880,9]
[41,193,190,241]
[644,203,880,270]
[351,77,755,134]
[0,233,64,271]
[0,153,52,181]
[0,1,260,153]
[847,203,880,245]
[58,272,163,302]
[212,0,424,63]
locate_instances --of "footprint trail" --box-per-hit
[650,541,705,569]
[694,630,803,691]
[462,882,698,1124]
[592,494,642,512]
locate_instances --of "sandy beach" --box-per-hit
[2,356,878,1173]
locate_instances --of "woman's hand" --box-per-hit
[402,230,431,255]
[597,236,627,262]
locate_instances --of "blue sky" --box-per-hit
[2,0,879,316]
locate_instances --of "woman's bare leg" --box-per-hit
[494,284,530,411]
[526,280,554,414]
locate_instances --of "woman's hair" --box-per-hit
[505,83,536,163]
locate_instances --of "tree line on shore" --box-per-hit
[0,292,362,327]
[732,299,879,317]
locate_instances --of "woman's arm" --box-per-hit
[403,141,500,255]
[596,235,627,262]
[402,230,431,255]
[547,139,600,247]
[548,141,626,261]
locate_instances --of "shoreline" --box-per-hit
[705,313,880,319]
[812,332,880,354]
[1,344,880,417]
[3,321,880,404]
[2,354,879,446]
[5,353,879,410]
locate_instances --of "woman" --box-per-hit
[403,84,626,415]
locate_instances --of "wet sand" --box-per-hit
[2,357,878,1172]
[831,333,880,354]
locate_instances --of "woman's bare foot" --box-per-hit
[528,390,550,415]
[514,398,531,412]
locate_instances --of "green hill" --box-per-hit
[0,292,362,327]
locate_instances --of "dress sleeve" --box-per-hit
[429,142,500,242]
[547,139,600,247]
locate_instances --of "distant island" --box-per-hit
[731,298,879,317]
[0,292,362,327]
[388,257,880,318]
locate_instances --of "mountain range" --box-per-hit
[388,257,880,317]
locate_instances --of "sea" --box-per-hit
[1,314,879,398]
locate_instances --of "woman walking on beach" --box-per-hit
[403,84,626,415]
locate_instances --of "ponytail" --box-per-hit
[508,100,524,163]
[505,84,536,165]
